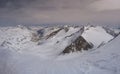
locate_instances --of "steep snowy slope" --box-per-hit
[82,26,114,48]
[0,26,120,74]
[0,25,119,57]
[21,26,84,56]
[0,26,35,51]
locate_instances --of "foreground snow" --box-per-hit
[0,25,120,74]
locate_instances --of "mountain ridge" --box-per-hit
[0,25,119,56]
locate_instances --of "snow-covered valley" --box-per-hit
[0,25,120,74]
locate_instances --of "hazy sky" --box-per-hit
[0,0,120,26]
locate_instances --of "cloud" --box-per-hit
[90,0,120,11]
[0,0,120,26]
[0,0,94,24]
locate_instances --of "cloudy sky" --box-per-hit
[0,0,120,26]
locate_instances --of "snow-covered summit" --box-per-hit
[0,25,119,57]
[0,25,120,74]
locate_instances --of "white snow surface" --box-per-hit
[82,26,114,48]
[0,25,120,74]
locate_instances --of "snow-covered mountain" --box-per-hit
[0,25,120,74]
[0,25,119,56]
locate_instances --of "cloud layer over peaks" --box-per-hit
[91,0,120,11]
[0,0,120,26]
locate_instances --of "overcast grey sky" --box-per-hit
[0,0,120,26]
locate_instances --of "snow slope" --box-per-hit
[0,25,117,55]
[82,26,114,48]
[0,26,35,50]
[0,25,120,74]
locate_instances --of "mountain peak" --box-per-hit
[0,25,119,56]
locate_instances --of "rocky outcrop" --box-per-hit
[62,36,93,54]
[31,29,45,42]
[31,30,42,42]
[103,27,120,37]
[46,28,62,39]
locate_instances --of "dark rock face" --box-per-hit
[63,27,69,32]
[103,27,120,37]
[62,36,93,54]
[46,28,62,39]
[31,32,41,42]
[37,29,44,37]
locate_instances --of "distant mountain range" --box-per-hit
[0,25,119,56]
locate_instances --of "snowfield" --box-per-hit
[0,25,120,74]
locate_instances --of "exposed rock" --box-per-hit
[64,27,69,32]
[37,29,44,37]
[97,42,105,48]
[66,26,84,37]
[31,29,45,42]
[103,27,120,37]
[46,28,62,39]
[1,41,12,47]
[31,32,41,42]
[62,36,93,54]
